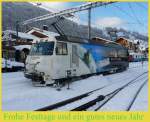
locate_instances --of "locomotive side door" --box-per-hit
[71,44,79,76]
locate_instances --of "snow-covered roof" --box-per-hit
[118,37,147,50]
[3,30,39,40]
[14,45,31,51]
[117,32,124,37]
[27,27,59,37]
[117,37,136,44]
[92,37,121,46]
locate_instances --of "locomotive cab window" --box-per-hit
[30,42,54,55]
[56,42,68,55]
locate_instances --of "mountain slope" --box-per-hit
[2,2,148,42]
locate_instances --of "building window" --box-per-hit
[56,42,68,55]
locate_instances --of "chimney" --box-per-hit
[43,25,48,31]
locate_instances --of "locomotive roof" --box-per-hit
[55,36,125,49]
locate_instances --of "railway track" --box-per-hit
[36,71,148,111]
[126,80,147,111]
[93,79,148,111]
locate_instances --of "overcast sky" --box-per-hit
[31,2,148,35]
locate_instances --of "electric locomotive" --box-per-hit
[24,36,129,85]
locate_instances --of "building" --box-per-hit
[116,37,140,52]
[2,46,16,61]
[26,27,59,39]
[2,30,39,62]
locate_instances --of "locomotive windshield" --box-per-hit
[30,42,54,55]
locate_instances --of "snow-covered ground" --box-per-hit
[130,82,148,111]
[2,62,148,111]
[99,75,147,111]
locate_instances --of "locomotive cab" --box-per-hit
[24,38,57,85]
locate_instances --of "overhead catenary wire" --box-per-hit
[112,3,147,30]
[55,3,147,39]
[135,2,148,11]
[75,4,146,28]
[128,3,144,26]
[18,2,147,37]
[127,3,147,33]
[21,2,116,25]
[134,3,148,22]
[112,4,138,21]
[22,2,147,30]
[111,4,141,33]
